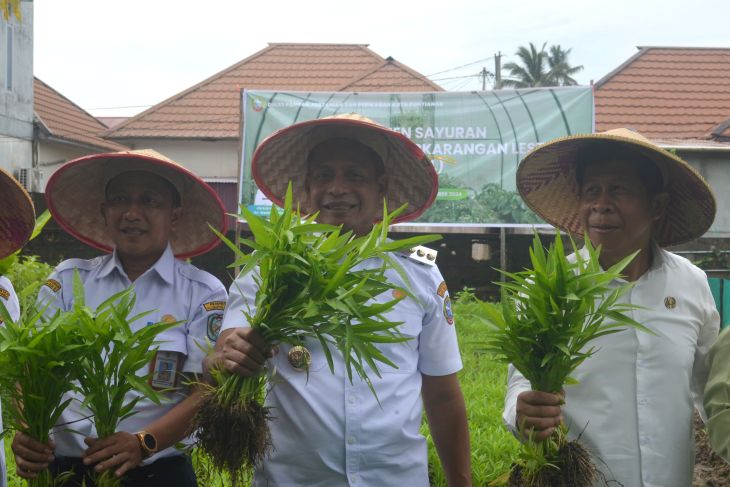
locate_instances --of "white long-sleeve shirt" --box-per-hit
[503,247,719,487]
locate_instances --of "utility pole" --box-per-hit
[480,67,489,91]
[494,51,502,89]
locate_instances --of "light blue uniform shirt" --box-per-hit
[37,245,227,462]
[221,252,463,487]
[0,275,20,487]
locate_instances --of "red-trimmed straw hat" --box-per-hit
[0,168,35,259]
[45,149,227,258]
[516,128,716,247]
[251,113,438,223]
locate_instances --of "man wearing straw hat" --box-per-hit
[505,128,720,486]
[0,168,36,487]
[209,114,472,486]
[11,150,228,486]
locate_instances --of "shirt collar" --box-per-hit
[97,244,176,284]
[575,241,666,278]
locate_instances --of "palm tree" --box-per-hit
[502,42,551,88]
[547,45,583,86]
[501,42,584,88]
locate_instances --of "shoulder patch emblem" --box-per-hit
[207,314,223,341]
[0,287,9,300]
[44,279,61,293]
[204,301,226,312]
[443,295,454,325]
[437,281,448,298]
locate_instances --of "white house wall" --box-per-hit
[683,151,730,238]
[36,141,99,190]
[0,1,33,174]
[115,138,239,179]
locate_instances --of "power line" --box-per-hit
[88,104,154,111]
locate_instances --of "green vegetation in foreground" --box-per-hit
[4,289,516,486]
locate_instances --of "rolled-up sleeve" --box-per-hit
[221,272,258,332]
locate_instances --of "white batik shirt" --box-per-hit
[504,247,720,487]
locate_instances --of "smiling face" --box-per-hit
[578,159,668,266]
[101,171,182,269]
[304,138,386,236]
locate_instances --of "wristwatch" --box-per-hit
[135,431,158,458]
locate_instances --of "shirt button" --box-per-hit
[347,436,356,445]
[350,474,359,482]
[348,396,356,404]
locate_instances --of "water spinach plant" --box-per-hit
[195,185,439,485]
[0,286,86,487]
[69,276,178,487]
[482,233,648,486]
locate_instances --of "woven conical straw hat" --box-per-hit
[0,168,35,259]
[517,128,716,246]
[251,113,438,223]
[45,150,227,258]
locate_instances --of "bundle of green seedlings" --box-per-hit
[482,233,649,487]
[70,275,177,487]
[0,284,87,487]
[195,184,439,484]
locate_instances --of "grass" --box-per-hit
[3,292,518,486]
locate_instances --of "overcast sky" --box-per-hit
[33,0,730,117]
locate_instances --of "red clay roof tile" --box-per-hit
[594,47,730,140]
[106,43,442,140]
[34,78,128,152]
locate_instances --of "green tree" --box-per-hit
[502,42,583,88]
[547,45,583,86]
[501,42,551,88]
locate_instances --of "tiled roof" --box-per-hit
[106,43,442,140]
[97,117,129,129]
[33,78,128,152]
[594,47,730,140]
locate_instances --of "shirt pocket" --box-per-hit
[271,341,328,376]
[375,303,421,375]
[154,327,188,355]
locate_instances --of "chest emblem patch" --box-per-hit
[392,289,406,300]
[664,296,677,309]
[288,345,312,371]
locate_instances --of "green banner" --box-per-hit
[240,88,594,225]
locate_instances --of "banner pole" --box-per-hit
[500,227,507,282]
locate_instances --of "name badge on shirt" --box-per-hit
[149,351,183,390]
